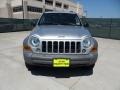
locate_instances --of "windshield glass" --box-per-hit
[38,13,82,26]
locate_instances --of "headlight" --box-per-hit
[82,37,91,48]
[29,35,40,47]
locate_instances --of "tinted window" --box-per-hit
[38,13,82,26]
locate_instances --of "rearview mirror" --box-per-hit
[83,23,89,27]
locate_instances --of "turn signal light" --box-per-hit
[91,47,97,52]
[23,45,32,51]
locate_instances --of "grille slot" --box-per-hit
[76,42,81,53]
[65,42,69,53]
[42,41,81,54]
[42,41,46,52]
[71,42,75,53]
[48,41,52,53]
[59,41,64,53]
[53,41,58,53]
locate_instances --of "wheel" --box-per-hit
[25,63,35,70]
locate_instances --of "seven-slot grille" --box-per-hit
[42,41,81,53]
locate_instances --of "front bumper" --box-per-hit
[23,51,98,67]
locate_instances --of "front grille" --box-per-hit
[42,41,81,53]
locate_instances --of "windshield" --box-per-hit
[38,13,82,26]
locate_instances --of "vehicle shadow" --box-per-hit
[29,67,93,78]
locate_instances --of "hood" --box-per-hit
[30,25,91,39]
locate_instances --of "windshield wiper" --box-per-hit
[39,22,82,26]
[60,23,81,26]
[39,22,61,25]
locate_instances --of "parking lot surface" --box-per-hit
[0,31,120,90]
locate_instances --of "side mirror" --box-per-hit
[83,23,89,27]
[31,21,37,27]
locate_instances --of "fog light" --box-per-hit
[36,48,41,52]
[82,49,86,53]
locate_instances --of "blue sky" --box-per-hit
[75,0,120,18]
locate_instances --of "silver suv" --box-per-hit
[23,11,98,69]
